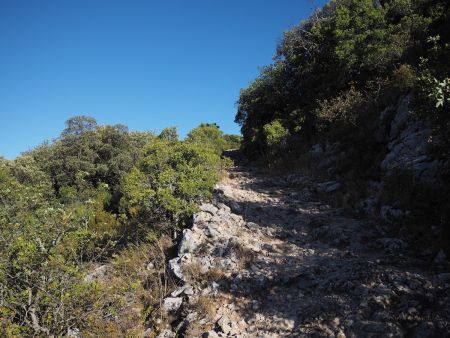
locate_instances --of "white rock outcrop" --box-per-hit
[157,165,449,337]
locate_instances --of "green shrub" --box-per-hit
[186,123,227,155]
[235,0,449,166]
[120,139,220,228]
[1,116,227,334]
[223,134,242,150]
[429,77,450,108]
[414,35,450,153]
[263,119,289,148]
[158,126,179,142]
[263,119,289,154]
[315,87,367,134]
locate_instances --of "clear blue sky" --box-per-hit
[0,0,326,159]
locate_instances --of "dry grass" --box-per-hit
[220,157,235,178]
[82,236,177,337]
[183,260,204,283]
[230,241,255,269]
[183,295,219,337]
[197,295,217,319]
[204,267,226,282]
[184,260,226,283]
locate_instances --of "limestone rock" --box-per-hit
[411,322,436,338]
[67,328,82,338]
[310,143,324,155]
[377,238,408,254]
[214,183,234,199]
[83,265,108,283]
[171,285,194,297]
[389,95,411,140]
[179,229,204,255]
[380,205,407,223]
[359,197,377,215]
[169,257,184,280]
[156,329,176,338]
[433,250,447,266]
[317,181,341,193]
[160,165,448,338]
[200,203,219,215]
[162,297,183,315]
[380,94,443,184]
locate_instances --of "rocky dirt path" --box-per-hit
[160,164,450,338]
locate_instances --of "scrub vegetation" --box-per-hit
[235,0,449,240]
[0,116,240,336]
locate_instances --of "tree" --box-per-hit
[223,134,242,149]
[61,115,97,136]
[235,0,449,161]
[186,123,227,155]
[158,126,179,142]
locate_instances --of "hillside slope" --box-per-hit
[235,0,450,244]
[160,157,450,337]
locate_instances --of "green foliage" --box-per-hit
[121,139,220,228]
[263,120,289,147]
[62,115,97,136]
[236,63,292,157]
[414,34,450,152]
[186,123,241,156]
[235,0,450,244]
[334,0,390,69]
[186,123,226,154]
[223,134,242,150]
[0,201,108,336]
[256,119,290,166]
[316,87,367,135]
[0,116,227,334]
[236,0,450,162]
[428,77,450,108]
[158,126,179,142]
[262,120,289,157]
[25,118,154,213]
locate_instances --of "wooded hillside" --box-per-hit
[235,0,449,244]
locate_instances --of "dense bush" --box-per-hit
[235,0,449,244]
[0,164,108,336]
[186,123,241,155]
[236,0,450,163]
[315,87,367,134]
[262,120,290,163]
[415,35,450,152]
[0,116,237,335]
[121,139,221,229]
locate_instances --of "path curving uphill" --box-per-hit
[160,160,450,338]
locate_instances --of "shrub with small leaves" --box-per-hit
[120,139,220,228]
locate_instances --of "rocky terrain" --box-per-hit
[158,162,450,338]
[310,94,446,189]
